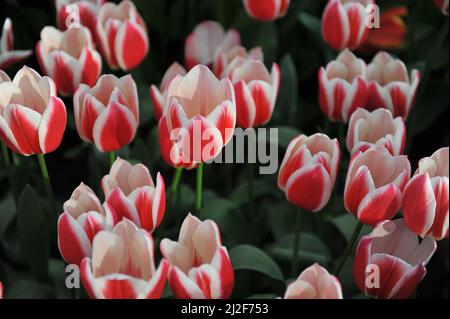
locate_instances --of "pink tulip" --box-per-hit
[55,0,105,32]
[185,21,240,71]
[243,0,290,22]
[318,49,368,123]
[0,281,3,299]
[96,0,148,71]
[213,45,263,78]
[0,18,32,70]
[367,52,420,119]
[81,219,169,299]
[284,263,343,299]
[402,147,449,241]
[102,157,166,233]
[73,74,139,152]
[354,219,437,299]
[435,0,449,15]
[0,66,67,156]
[321,0,374,50]
[225,56,280,128]
[278,133,340,212]
[344,146,410,225]
[346,108,406,156]
[160,213,234,299]
[36,26,102,96]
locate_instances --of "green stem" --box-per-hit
[292,208,303,277]
[37,154,57,214]
[1,141,18,203]
[334,222,364,276]
[170,167,183,205]
[338,122,346,154]
[109,151,116,168]
[196,163,204,212]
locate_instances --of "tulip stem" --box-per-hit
[109,151,116,168]
[1,141,18,203]
[196,163,204,212]
[334,222,364,276]
[291,208,303,277]
[37,154,57,215]
[170,167,184,205]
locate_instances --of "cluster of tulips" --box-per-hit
[0,0,448,299]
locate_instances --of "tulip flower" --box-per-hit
[284,263,343,299]
[435,0,449,15]
[0,18,32,70]
[58,183,108,265]
[150,62,187,121]
[344,146,411,226]
[0,66,67,156]
[36,26,102,96]
[160,213,234,299]
[96,0,149,71]
[278,133,340,212]
[213,45,263,78]
[402,147,449,241]
[346,108,406,156]
[225,56,280,128]
[81,219,169,299]
[367,52,420,119]
[243,0,290,22]
[185,21,240,71]
[354,219,437,299]
[321,0,375,51]
[318,49,368,123]
[55,0,105,32]
[73,74,139,152]
[0,281,3,299]
[102,157,166,233]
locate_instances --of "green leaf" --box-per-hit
[269,126,300,149]
[330,214,371,243]
[275,55,299,125]
[230,245,284,282]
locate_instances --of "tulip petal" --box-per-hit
[58,213,92,265]
[38,96,66,153]
[115,21,148,71]
[168,266,205,299]
[357,184,402,225]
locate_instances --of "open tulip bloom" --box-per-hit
[243,0,290,22]
[55,0,105,32]
[214,45,263,79]
[0,18,32,70]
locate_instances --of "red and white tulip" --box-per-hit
[402,147,449,241]
[278,133,340,212]
[73,74,139,152]
[435,0,449,15]
[0,281,3,299]
[0,18,32,70]
[160,213,234,299]
[55,0,105,32]
[354,219,437,299]
[243,0,290,22]
[81,219,169,299]
[213,45,263,78]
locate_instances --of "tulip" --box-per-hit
[96,0,148,71]
[185,21,240,71]
[36,26,102,96]
[367,52,420,119]
[435,0,449,15]
[150,62,187,121]
[354,219,437,299]
[81,219,169,299]
[0,281,3,299]
[225,56,280,128]
[73,74,139,152]
[402,147,449,241]
[346,108,406,156]
[213,45,263,78]
[58,183,108,265]
[0,66,67,156]
[243,0,290,22]
[0,18,32,70]
[278,133,340,212]
[321,0,374,51]
[102,157,166,233]
[284,263,343,299]
[318,49,368,123]
[160,213,234,299]
[158,65,236,167]
[55,0,105,32]
[344,146,411,225]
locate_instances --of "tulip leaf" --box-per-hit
[275,54,299,126]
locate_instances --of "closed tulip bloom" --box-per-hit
[55,0,105,32]
[318,49,368,123]
[213,45,263,78]
[158,65,236,167]
[344,146,411,225]
[150,62,187,121]
[278,134,340,212]
[0,281,3,299]
[160,214,234,299]
[36,26,102,96]
[402,147,449,241]
[284,263,343,299]
[0,18,32,70]
[367,52,420,119]
[321,0,374,51]
[0,66,67,156]
[73,74,139,152]
[58,183,108,265]
[346,108,406,156]
[81,219,169,299]
[354,219,437,299]
[96,0,148,71]
[102,157,166,233]
[435,0,449,15]
[243,0,290,21]
[185,21,240,71]
[225,56,280,128]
